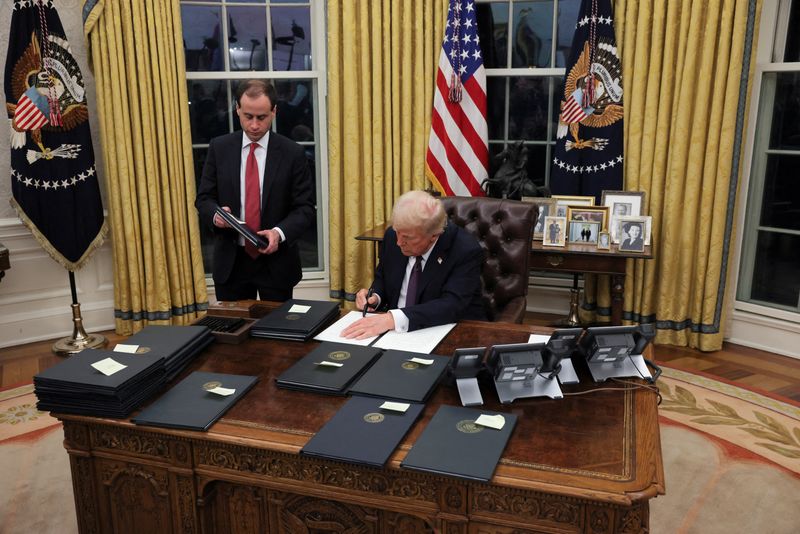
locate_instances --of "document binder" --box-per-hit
[276,342,382,395]
[132,371,258,431]
[214,206,269,249]
[400,405,517,482]
[301,396,424,467]
[124,325,214,381]
[250,299,340,341]
[348,350,449,402]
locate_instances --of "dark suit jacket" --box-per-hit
[195,131,314,290]
[372,224,487,331]
[620,237,644,251]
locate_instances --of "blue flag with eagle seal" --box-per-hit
[551,0,623,202]
[4,0,105,270]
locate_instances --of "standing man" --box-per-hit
[343,191,486,339]
[196,80,314,301]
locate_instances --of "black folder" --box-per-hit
[250,299,340,341]
[33,348,167,418]
[301,396,424,467]
[400,405,517,482]
[276,342,382,395]
[215,206,269,249]
[132,371,258,431]
[123,325,214,381]
[348,350,449,402]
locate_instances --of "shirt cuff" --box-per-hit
[389,309,409,333]
[273,227,286,242]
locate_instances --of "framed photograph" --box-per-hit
[601,190,646,244]
[569,221,601,244]
[597,231,611,250]
[616,216,652,252]
[522,197,557,241]
[552,195,595,217]
[566,206,609,230]
[542,216,567,247]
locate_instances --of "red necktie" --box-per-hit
[244,142,261,258]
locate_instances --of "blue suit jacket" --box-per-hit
[195,131,314,290]
[373,224,487,331]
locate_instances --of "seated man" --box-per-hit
[343,190,486,340]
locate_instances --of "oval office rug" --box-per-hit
[0,369,798,534]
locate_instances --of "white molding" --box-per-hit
[727,309,800,359]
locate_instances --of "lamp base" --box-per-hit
[52,303,107,357]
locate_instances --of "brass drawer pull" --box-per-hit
[546,255,564,267]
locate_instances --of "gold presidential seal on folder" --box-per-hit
[456,420,483,434]
[363,413,385,424]
[401,361,419,370]
[202,381,223,391]
[328,350,351,361]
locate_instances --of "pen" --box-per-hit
[362,288,374,317]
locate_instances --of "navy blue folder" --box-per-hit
[132,371,258,431]
[276,342,382,395]
[301,396,424,467]
[400,405,518,482]
[250,299,340,341]
[348,350,450,402]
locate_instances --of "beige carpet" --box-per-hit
[1,369,798,534]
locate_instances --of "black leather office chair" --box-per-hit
[440,196,537,323]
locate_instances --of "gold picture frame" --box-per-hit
[566,205,609,231]
[521,197,558,241]
[552,195,595,217]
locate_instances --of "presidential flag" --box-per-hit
[4,0,106,270]
[551,0,624,202]
[425,0,488,197]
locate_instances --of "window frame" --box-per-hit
[182,0,330,282]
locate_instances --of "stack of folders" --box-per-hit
[34,349,167,418]
[275,342,383,395]
[250,299,340,341]
[124,325,214,382]
[301,395,424,467]
[347,350,450,403]
[132,371,258,431]
[400,405,518,482]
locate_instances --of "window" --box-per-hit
[476,0,581,187]
[181,0,325,276]
[736,0,800,317]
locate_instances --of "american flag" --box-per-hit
[14,86,50,131]
[425,0,487,197]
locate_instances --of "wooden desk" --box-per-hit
[57,306,664,533]
[356,224,653,325]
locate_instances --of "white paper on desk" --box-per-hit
[315,361,343,368]
[92,357,127,376]
[208,386,236,396]
[374,323,456,354]
[475,414,505,430]
[528,334,551,344]
[289,304,311,313]
[380,401,410,413]
[313,310,381,346]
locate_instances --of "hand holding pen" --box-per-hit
[362,288,376,317]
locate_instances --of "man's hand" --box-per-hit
[355,288,379,312]
[257,228,281,255]
[341,314,395,340]
[213,206,232,228]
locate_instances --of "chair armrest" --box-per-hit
[493,296,527,324]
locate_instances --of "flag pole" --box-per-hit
[52,271,107,356]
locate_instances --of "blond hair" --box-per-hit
[390,191,446,236]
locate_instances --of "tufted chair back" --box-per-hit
[440,196,537,323]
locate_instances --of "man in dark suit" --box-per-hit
[342,191,486,339]
[196,80,314,301]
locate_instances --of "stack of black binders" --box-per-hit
[34,349,167,418]
[250,299,340,341]
[124,325,214,382]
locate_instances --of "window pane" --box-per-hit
[271,6,312,70]
[299,147,320,270]
[512,1,553,68]
[768,72,800,150]
[748,231,800,307]
[783,1,800,62]
[188,80,231,144]
[760,154,800,231]
[524,143,549,187]
[509,77,549,140]
[555,0,582,67]
[476,2,508,68]
[486,77,507,140]
[228,7,268,71]
[274,80,315,139]
[181,5,224,72]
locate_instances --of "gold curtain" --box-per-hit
[84,0,208,334]
[327,0,449,304]
[581,0,761,350]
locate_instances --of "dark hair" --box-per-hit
[235,80,277,110]
[623,222,641,233]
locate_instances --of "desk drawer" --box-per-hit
[529,252,626,275]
